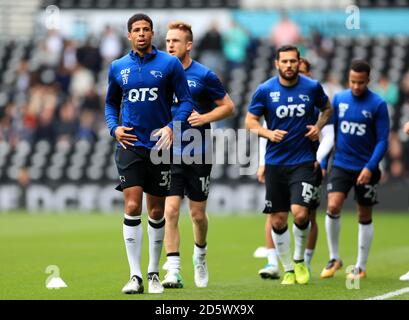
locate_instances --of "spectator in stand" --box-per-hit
[14,60,31,97]
[401,72,409,101]
[77,110,96,143]
[323,72,344,102]
[62,39,78,73]
[100,25,123,66]
[0,103,20,147]
[373,75,399,108]
[56,99,78,143]
[77,37,102,77]
[80,86,101,112]
[33,105,57,144]
[270,12,300,48]
[69,64,95,101]
[387,132,404,180]
[222,21,250,69]
[198,21,226,79]
[43,29,64,67]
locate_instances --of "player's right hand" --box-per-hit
[257,166,266,184]
[356,167,372,185]
[268,129,288,143]
[114,126,138,149]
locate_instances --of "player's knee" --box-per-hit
[292,207,309,224]
[125,200,142,215]
[358,210,372,223]
[271,221,287,231]
[271,216,287,231]
[165,204,179,221]
[190,209,207,225]
[294,213,309,226]
[149,207,164,221]
[327,203,341,216]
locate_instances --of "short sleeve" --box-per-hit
[248,85,266,116]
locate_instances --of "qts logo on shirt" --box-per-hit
[340,121,366,136]
[128,88,159,102]
[121,68,130,85]
[275,104,306,118]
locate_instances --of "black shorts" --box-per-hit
[327,166,381,206]
[114,146,170,197]
[310,165,323,210]
[263,162,320,213]
[168,163,212,202]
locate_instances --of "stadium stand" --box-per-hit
[356,0,409,7]
[1,0,409,210]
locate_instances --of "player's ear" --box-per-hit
[187,41,193,51]
[274,59,279,70]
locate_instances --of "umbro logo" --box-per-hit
[188,80,197,87]
[150,70,163,78]
[126,238,135,243]
[119,176,126,183]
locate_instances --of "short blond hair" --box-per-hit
[168,21,193,42]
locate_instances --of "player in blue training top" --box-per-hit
[256,57,335,280]
[161,21,235,289]
[245,45,333,285]
[320,60,389,281]
[104,13,195,295]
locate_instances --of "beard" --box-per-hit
[136,40,150,52]
[278,67,299,81]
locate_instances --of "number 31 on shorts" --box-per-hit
[159,170,171,190]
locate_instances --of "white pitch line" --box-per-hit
[366,287,409,300]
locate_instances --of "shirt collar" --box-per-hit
[129,45,158,62]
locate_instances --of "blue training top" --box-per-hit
[332,88,389,172]
[248,74,328,166]
[105,46,195,149]
[172,60,226,156]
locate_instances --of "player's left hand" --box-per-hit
[257,166,266,184]
[305,125,320,141]
[154,126,173,150]
[356,168,372,185]
[188,110,206,127]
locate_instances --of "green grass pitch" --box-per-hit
[0,211,408,300]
